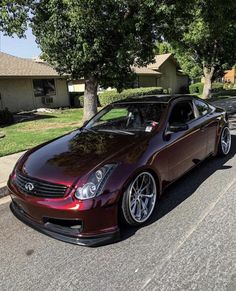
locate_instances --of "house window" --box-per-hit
[33,79,56,97]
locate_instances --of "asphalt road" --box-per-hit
[0,121,236,290]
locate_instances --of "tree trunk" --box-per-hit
[202,66,214,99]
[83,76,98,121]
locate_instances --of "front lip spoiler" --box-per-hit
[10,202,120,247]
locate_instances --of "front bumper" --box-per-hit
[8,181,120,247]
[10,201,120,247]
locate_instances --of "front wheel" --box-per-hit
[217,126,231,156]
[121,172,157,226]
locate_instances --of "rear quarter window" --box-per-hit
[195,99,210,116]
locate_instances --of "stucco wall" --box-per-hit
[159,59,178,93]
[157,59,189,94]
[68,83,85,92]
[138,75,158,87]
[0,78,69,112]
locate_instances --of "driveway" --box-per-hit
[0,121,236,290]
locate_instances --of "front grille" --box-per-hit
[15,172,68,198]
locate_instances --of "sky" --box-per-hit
[0,28,41,59]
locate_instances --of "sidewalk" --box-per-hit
[0,151,25,198]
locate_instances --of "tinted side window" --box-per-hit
[195,100,209,116]
[169,101,195,124]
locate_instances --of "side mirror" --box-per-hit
[168,122,189,133]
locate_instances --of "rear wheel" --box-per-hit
[218,126,231,156]
[121,172,157,226]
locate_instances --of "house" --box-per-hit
[224,67,236,84]
[132,53,189,93]
[0,52,69,112]
[68,53,189,94]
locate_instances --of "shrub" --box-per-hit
[98,87,163,107]
[189,82,204,94]
[0,108,14,126]
[189,82,224,95]
[78,95,84,107]
[224,82,234,90]
[212,82,224,92]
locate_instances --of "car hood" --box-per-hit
[19,130,148,186]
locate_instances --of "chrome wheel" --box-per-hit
[128,172,157,223]
[221,127,231,155]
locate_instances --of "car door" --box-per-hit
[162,99,207,183]
[194,99,218,155]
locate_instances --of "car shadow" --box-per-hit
[119,133,236,242]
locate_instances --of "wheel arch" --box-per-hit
[119,166,162,202]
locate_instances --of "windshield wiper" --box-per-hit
[98,129,134,135]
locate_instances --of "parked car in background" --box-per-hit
[8,95,231,246]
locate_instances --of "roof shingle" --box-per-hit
[132,53,173,75]
[0,52,62,77]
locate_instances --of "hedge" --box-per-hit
[189,82,204,94]
[212,82,224,92]
[189,82,224,95]
[98,87,163,107]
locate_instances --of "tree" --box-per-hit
[0,0,30,37]
[163,0,236,99]
[31,0,159,121]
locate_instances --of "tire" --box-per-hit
[217,126,231,156]
[121,172,157,226]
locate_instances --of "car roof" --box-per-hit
[114,94,197,104]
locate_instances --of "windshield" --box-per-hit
[85,102,167,134]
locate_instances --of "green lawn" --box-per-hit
[0,108,84,157]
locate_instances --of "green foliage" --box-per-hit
[0,0,30,36]
[0,109,14,126]
[155,42,172,55]
[211,82,224,92]
[189,83,204,94]
[224,82,234,90]
[31,0,158,90]
[189,82,224,95]
[162,0,236,96]
[98,87,163,107]
[155,41,202,79]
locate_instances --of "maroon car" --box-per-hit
[8,95,231,246]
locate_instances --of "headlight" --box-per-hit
[75,164,116,200]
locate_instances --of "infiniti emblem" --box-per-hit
[25,182,34,191]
